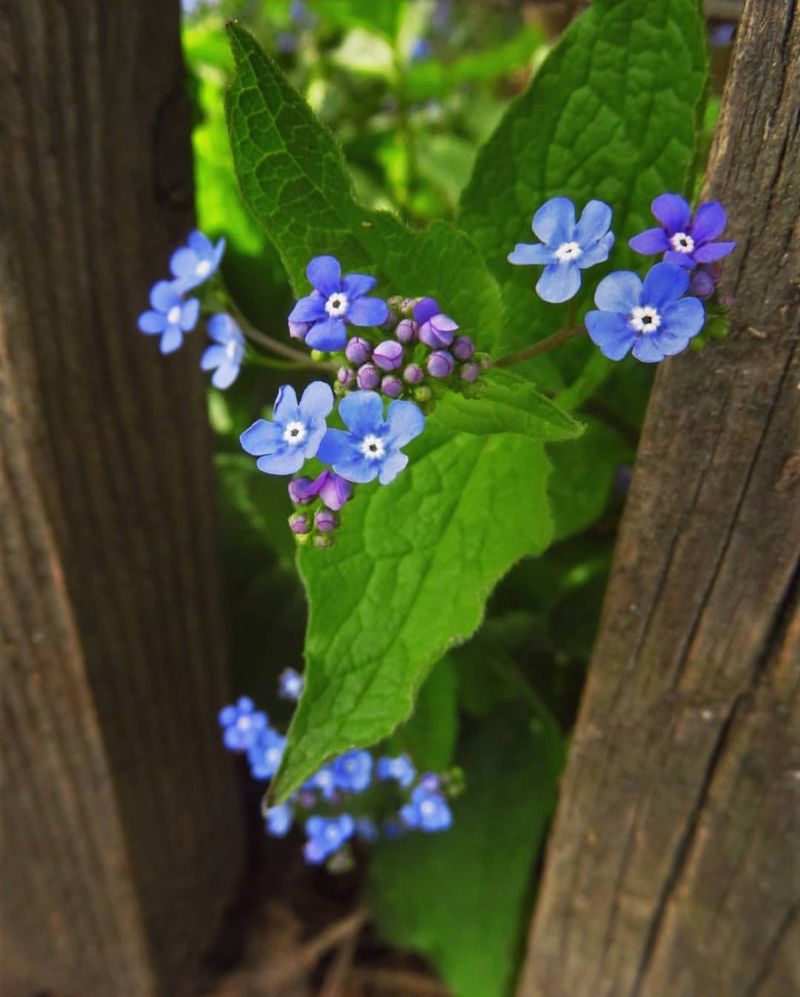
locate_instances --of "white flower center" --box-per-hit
[167,305,182,325]
[359,435,385,460]
[225,340,239,360]
[325,292,349,317]
[282,420,308,445]
[195,259,212,277]
[554,241,583,263]
[670,231,695,253]
[630,305,662,333]
[420,800,437,818]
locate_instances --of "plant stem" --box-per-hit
[239,316,334,370]
[495,324,585,368]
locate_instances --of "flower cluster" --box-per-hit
[137,230,246,388]
[219,671,455,871]
[508,194,735,363]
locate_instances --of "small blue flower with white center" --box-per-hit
[508,196,615,303]
[264,802,294,838]
[288,256,389,352]
[317,390,425,485]
[400,783,452,833]
[169,230,226,290]
[240,381,334,476]
[138,280,200,354]
[218,697,268,752]
[304,814,356,865]
[201,313,244,390]
[585,262,705,363]
[332,750,373,793]
[278,668,304,702]
[247,726,286,781]
[376,754,416,789]
[304,765,337,801]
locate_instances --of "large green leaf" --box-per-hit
[460,0,707,368]
[274,426,553,800]
[369,711,564,997]
[226,23,503,351]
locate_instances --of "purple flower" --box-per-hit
[381,375,404,398]
[413,298,459,349]
[332,750,373,792]
[289,319,312,341]
[278,668,304,701]
[427,350,454,378]
[376,754,416,788]
[357,363,381,390]
[508,197,615,303]
[265,802,293,838]
[169,230,225,290]
[585,262,705,363]
[319,470,352,510]
[288,256,389,352]
[201,313,244,389]
[452,335,475,361]
[373,340,404,371]
[403,363,424,385]
[314,508,337,533]
[240,381,334,475]
[138,280,200,354]
[317,390,425,485]
[304,814,355,864]
[396,319,417,344]
[629,193,736,270]
[218,697,268,752]
[345,336,372,365]
[400,784,452,832]
[688,262,722,299]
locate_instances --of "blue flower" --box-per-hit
[278,668,304,701]
[317,391,425,485]
[355,818,379,842]
[629,193,736,270]
[303,766,337,801]
[304,814,356,865]
[247,726,286,780]
[138,280,200,354]
[288,256,389,352]
[201,313,244,390]
[264,802,293,838]
[508,197,614,303]
[170,230,226,290]
[240,381,334,475]
[400,784,452,832]
[376,754,416,788]
[332,750,373,792]
[585,262,705,363]
[218,697,268,752]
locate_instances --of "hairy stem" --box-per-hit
[495,324,586,367]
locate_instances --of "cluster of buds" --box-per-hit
[288,469,352,547]
[330,296,488,407]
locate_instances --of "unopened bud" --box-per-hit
[460,361,480,383]
[345,336,371,365]
[396,319,418,344]
[337,366,356,389]
[357,363,381,390]
[314,509,338,533]
[373,340,404,371]
[381,375,404,398]
[427,349,454,378]
[403,363,424,384]
[452,335,475,360]
[289,512,311,535]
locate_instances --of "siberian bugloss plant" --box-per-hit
[145,1,734,991]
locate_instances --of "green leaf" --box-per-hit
[369,711,564,997]
[274,426,553,800]
[310,0,406,41]
[460,0,707,367]
[435,369,584,442]
[400,656,458,771]
[225,23,503,351]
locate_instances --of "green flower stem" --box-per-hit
[494,324,586,368]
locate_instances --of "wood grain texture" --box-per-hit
[518,2,800,995]
[0,1,245,994]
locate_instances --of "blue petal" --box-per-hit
[585,311,636,361]
[187,230,214,257]
[578,231,614,269]
[338,390,384,435]
[303,422,327,459]
[299,380,334,421]
[273,384,299,423]
[642,262,689,309]
[201,344,226,371]
[150,280,180,312]
[575,199,612,245]
[594,271,642,313]
[342,273,377,298]
[690,201,727,243]
[180,298,200,331]
[507,242,552,266]
[307,255,341,296]
[652,332,690,358]
[289,293,327,323]
[532,196,575,245]
[536,262,581,303]
[170,247,198,280]
[256,449,306,475]
[211,361,240,390]
[207,313,243,345]
[378,452,408,484]
[661,297,705,341]
[651,193,691,233]
[664,250,695,268]
[694,241,736,263]
[385,400,425,447]
[631,336,665,363]
[347,296,389,327]
[240,419,283,456]
[629,227,670,255]
[317,428,358,466]
[138,310,165,334]
[159,326,183,354]
[413,298,440,324]
[305,317,347,351]
[327,455,380,484]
